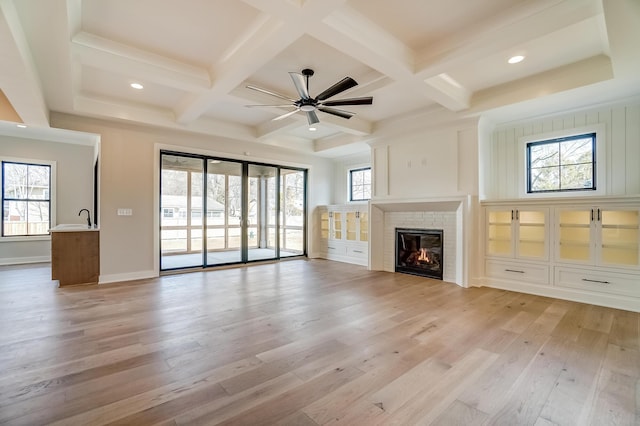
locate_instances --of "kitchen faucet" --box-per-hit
[78,209,92,228]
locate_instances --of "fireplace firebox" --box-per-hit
[395,228,443,280]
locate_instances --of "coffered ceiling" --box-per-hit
[1,0,639,156]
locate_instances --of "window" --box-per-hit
[2,160,52,237]
[527,133,596,193]
[163,208,174,218]
[349,167,371,201]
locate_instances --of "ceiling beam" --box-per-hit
[468,55,614,113]
[0,0,49,126]
[72,32,212,92]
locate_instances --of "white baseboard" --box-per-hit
[0,256,50,266]
[481,277,640,313]
[99,269,157,284]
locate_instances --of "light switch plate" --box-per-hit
[117,208,133,216]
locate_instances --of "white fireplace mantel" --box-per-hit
[369,195,477,288]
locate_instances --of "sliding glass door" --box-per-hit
[160,151,306,271]
[280,169,305,257]
[247,164,278,261]
[205,159,242,265]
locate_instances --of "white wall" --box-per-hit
[331,152,370,204]
[481,99,640,200]
[0,133,95,265]
[371,119,479,200]
[51,113,334,282]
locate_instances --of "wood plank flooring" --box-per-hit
[0,259,638,425]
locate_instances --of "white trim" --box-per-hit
[99,269,157,284]
[0,255,50,266]
[481,277,639,313]
[517,124,606,198]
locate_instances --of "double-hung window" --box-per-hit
[349,167,371,201]
[2,160,53,237]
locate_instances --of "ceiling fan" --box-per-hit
[245,68,373,126]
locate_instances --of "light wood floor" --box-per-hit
[0,260,638,425]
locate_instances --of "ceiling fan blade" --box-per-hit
[246,85,296,102]
[306,111,319,125]
[245,104,294,108]
[289,72,310,100]
[322,96,373,107]
[316,77,358,101]
[317,106,354,119]
[273,109,300,121]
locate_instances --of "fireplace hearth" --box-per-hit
[395,228,443,280]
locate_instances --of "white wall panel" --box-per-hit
[484,99,640,200]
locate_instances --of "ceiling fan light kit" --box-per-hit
[246,68,373,125]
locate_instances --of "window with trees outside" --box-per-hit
[527,133,596,193]
[2,160,52,237]
[350,167,371,201]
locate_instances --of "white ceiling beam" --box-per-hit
[602,0,640,79]
[314,5,471,113]
[468,55,614,113]
[175,0,351,124]
[74,94,256,142]
[414,0,602,79]
[173,14,299,124]
[0,0,49,126]
[72,32,211,92]
[423,74,471,112]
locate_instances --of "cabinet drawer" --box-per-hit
[486,259,549,285]
[555,267,640,298]
[347,247,367,259]
[327,243,346,256]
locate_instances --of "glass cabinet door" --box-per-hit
[516,210,547,260]
[487,210,513,257]
[346,212,357,241]
[557,209,593,263]
[600,209,640,267]
[320,211,329,239]
[359,212,368,242]
[332,212,342,240]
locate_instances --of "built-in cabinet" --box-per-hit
[318,204,369,266]
[483,198,640,312]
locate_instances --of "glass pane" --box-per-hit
[601,210,639,266]
[280,169,304,257]
[530,143,559,168]
[560,138,592,165]
[334,212,342,239]
[3,200,50,235]
[3,163,27,198]
[560,164,593,190]
[248,164,277,261]
[346,212,357,241]
[206,160,242,266]
[530,166,559,192]
[558,210,592,262]
[359,212,368,242]
[320,211,329,239]
[160,154,204,269]
[350,168,371,200]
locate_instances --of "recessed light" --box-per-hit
[16,124,27,128]
[130,82,144,90]
[308,126,317,132]
[508,55,525,64]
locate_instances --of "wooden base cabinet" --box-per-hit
[483,198,640,312]
[51,230,100,286]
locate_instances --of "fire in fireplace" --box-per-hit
[395,228,443,280]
